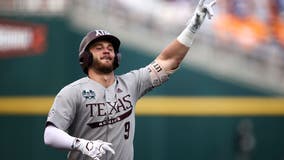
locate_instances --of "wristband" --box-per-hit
[177,27,196,47]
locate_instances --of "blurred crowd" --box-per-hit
[1,0,283,57]
[213,0,284,52]
[1,0,284,53]
[111,0,284,55]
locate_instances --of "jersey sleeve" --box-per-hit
[46,85,78,131]
[147,60,171,87]
[124,60,171,99]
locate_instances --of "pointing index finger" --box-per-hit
[209,0,217,7]
[198,0,205,7]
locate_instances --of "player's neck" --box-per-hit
[88,70,115,88]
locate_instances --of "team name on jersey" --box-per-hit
[85,94,132,117]
[86,94,133,128]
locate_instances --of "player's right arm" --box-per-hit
[44,124,115,160]
[44,85,114,160]
[44,123,75,149]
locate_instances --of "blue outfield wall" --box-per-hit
[0,16,283,160]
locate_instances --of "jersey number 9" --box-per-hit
[124,121,130,139]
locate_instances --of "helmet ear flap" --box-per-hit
[79,51,93,74]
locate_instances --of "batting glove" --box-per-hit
[188,0,216,33]
[72,138,115,160]
[177,0,216,47]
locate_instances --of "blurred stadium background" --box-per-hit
[0,0,284,159]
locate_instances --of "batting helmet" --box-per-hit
[79,30,121,74]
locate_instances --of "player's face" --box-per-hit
[89,41,116,73]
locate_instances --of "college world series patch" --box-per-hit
[82,90,96,99]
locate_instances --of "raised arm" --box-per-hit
[156,0,216,71]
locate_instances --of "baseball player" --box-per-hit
[44,0,216,160]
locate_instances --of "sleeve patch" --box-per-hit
[148,61,169,87]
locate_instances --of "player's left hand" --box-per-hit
[188,0,217,33]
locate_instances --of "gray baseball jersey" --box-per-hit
[46,61,170,160]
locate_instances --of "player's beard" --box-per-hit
[92,57,115,74]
